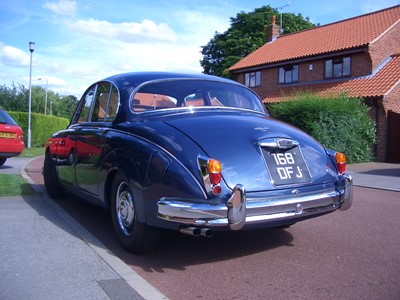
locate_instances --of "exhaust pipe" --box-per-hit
[180,227,201,237]
[179,227,214,238]
[200,228,214,238]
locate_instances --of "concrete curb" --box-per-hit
[20,156,168,300]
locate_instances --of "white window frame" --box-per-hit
[245,71,261,87]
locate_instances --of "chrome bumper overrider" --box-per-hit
[157,174,353,231]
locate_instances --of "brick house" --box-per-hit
[229,5,400,162]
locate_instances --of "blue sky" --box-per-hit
[1,0,399,97]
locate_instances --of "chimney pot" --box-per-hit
[265,15,280,43]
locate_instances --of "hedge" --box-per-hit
[268,93,376,163]
[8,112,70,148]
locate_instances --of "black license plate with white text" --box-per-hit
[262,147,311,186]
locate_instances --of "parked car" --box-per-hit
[0,109,24,166]
[43,72,353,253]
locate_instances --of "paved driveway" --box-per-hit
[0,157,33,175]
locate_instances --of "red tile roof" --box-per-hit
[230,5,400,71]
[264,54,400,103]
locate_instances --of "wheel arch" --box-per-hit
[102,148,147,223]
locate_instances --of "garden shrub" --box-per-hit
[9,112,69,148]
[268,93,376,163]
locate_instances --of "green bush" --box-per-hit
[268,93,376,163]
[8,112,69,147]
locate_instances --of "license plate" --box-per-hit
[0,132,15,139]
[262,147,311,186]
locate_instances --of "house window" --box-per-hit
[325,57,351,78]
[245,71,261,87]
[279,65,299,83]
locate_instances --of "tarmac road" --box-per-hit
[50,186,400,300]
[3,156,400,299]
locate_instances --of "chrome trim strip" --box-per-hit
[258,138,299,149]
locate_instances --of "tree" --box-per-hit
[0,83,28,112]
[200,5,316,77]
[0,83,78,119]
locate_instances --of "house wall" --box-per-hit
[239,52,373,101]
[369,20,400,69]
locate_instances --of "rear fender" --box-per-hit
[102,141,207,226]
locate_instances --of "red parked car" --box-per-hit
[0,109,25,166]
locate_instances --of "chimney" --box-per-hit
[265,15,280,43]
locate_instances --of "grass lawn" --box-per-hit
[0,174,38,196]
[0,147,44,197]
[20,147,45,158]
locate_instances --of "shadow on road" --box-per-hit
[39,192,294,272]
[359,168,400,177]
[0,165,12,170]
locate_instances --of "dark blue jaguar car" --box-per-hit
[44,72,353,253]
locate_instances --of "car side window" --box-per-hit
[92,83,119,122]
[75,85,96,123]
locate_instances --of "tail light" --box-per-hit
[335,152,347,174]
[198,156,222,195]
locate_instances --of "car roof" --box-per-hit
[102,71,241,89]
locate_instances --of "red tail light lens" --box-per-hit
[198,157,222,195]
[208,158,221,185]
[335,152,346,174]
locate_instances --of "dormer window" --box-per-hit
[245,71,261,87]
[325,56,351,78]
[279,64,299,84]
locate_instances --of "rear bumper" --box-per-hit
[157,174,353,230]
[0,141,25,157]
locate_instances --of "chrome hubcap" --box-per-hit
[116,182,135,236]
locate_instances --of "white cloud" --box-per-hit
[66,18,177,43]
[0,43,30,67]
[43,0,77,17]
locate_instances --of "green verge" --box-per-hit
[0,147,44,197]
[20,147,45,158]
[0,174,37,196]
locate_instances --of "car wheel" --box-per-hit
[43,151,64,198]
[67,150,74,165]
[0,158,6,166]
[110,173,159,253]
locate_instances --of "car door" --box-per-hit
[57,85,97,190]
[74,82,118,201]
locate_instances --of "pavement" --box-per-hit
[0,156,168,300]
[0,157,399,300]
[347,162,400,192]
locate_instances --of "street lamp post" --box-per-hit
[38,77,48,115]
[27,41,35,149]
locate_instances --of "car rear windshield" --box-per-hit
[0,110,19,125]
[130,79,266,114]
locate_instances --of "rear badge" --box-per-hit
[254,126,268,132]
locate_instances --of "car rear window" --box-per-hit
[130,79,266,114]
[0,110,19,126]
